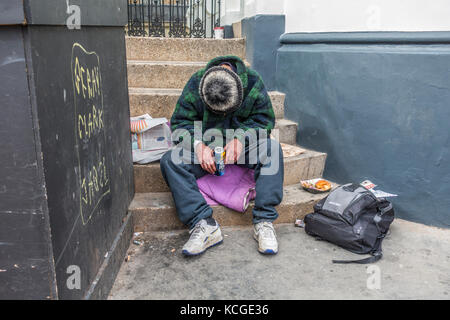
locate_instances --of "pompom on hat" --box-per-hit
[199,66,244,116]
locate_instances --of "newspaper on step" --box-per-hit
[361,179,398,198]
[130,114,172,164]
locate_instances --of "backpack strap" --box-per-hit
[332,253,382,264]
[332,239,383,264]
[378,202,393,216]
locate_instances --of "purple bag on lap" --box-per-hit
[197,165,256,212]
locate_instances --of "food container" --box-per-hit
[300,178,332,194]
[214,27,224,39]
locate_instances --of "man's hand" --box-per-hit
[224,138,243,164]
[196,143,216,174]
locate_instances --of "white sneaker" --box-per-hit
[253,221,278,255]
[182,218,223,256]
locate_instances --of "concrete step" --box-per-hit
[126,37,246,62]
[272,119,298,145]
[128,87,285,119]
[127,60,205,89]
[134,146,326,193]
[130,183,336,232]
[127,60,252,89]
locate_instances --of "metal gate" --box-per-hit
[127,0,221,38]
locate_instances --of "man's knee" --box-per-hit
[257,139,283,176]
[160,150,173,171]
[160,149,195,173]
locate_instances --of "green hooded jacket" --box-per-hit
[170,55,275,150]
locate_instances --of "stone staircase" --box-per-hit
[126,36,329,232]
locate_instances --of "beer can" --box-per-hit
[214,146,225,176]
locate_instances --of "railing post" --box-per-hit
[169,0,188,37]
[216,0,221,28]
[128,0,147,36]
[148,0,165,37]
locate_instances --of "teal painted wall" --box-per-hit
[277,32,450,228]
[241,14,285,91]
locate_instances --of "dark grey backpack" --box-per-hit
[304,183,395,264]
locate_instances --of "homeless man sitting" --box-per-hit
[160,55,284,256]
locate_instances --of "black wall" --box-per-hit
[30,25,134,299]
[0,0,133,299]
[0,26,57,300]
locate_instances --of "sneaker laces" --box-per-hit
[259,222,276,239]
[189,223,205,240]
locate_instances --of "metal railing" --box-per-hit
[127,0,221,38]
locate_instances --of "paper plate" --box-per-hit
[300,178,332,194]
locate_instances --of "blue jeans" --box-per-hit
[160,138,284,229]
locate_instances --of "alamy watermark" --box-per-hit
[66,265,81,290]
[66,1,81,30]
[170,124,281,176]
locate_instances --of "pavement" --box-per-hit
[109,219,450,299]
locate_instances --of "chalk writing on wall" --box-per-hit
[71,43,110,225]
